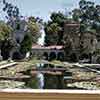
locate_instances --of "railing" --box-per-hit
[0,89,100,100]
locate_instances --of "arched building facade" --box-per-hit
[31,45,65,61]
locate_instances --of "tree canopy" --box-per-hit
[27,17,41,44]
[20,33,32,54]
[0,21,12,41]
[72,0,100,34]
[44,12,68,46]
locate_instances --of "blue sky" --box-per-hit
[0,0,99,21]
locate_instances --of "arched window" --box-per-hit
[43,52,48,60]
[49,52,56,61]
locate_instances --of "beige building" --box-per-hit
[63,21,80,50]
[31,45,64,61]
[63,21,98,62]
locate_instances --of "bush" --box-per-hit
[20,34,32,55]
[26,77,39,89]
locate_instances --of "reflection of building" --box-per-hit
[31,45,64,61]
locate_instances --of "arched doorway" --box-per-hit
[49,52,56,61]
[43,52,48,60]
[57,52,64,61]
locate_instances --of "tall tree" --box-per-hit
[45,22,61,45]
[27,17,41,44]
[44,12,67,46]
[0,21,13,59]
[72,0,100,34]
[20,33,32,55]
[0,21,12,41]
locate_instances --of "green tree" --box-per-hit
[20,34,32,55]
[50,12,67,25]
[45,23,61,45]
[72,9,81,22]
[27,17,41,44]
[72,0,100,34]
[0,21,13,59]
[1,38,15,60]
[44,12,67,46]
[0,21,12,41]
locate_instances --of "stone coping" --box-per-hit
[0,89,100,94]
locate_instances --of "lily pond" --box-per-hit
[0,60,100,90]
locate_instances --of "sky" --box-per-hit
[0,0,99,21]
[0,0,100,45]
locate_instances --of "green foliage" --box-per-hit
[26,78,39,89]
[50,11,67,25]
[45,23,61,34]
[27,17,41,43]
[44,12,67,46]
[0,20,13,60]
[0,21,12,41]
[20,34,32,54]
[72,9,81,22]
[45,23,61,45]
[72,0,100,33]
[1,38,16,60]
[0,21,13,59]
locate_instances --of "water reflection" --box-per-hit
[36,72,44,89]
